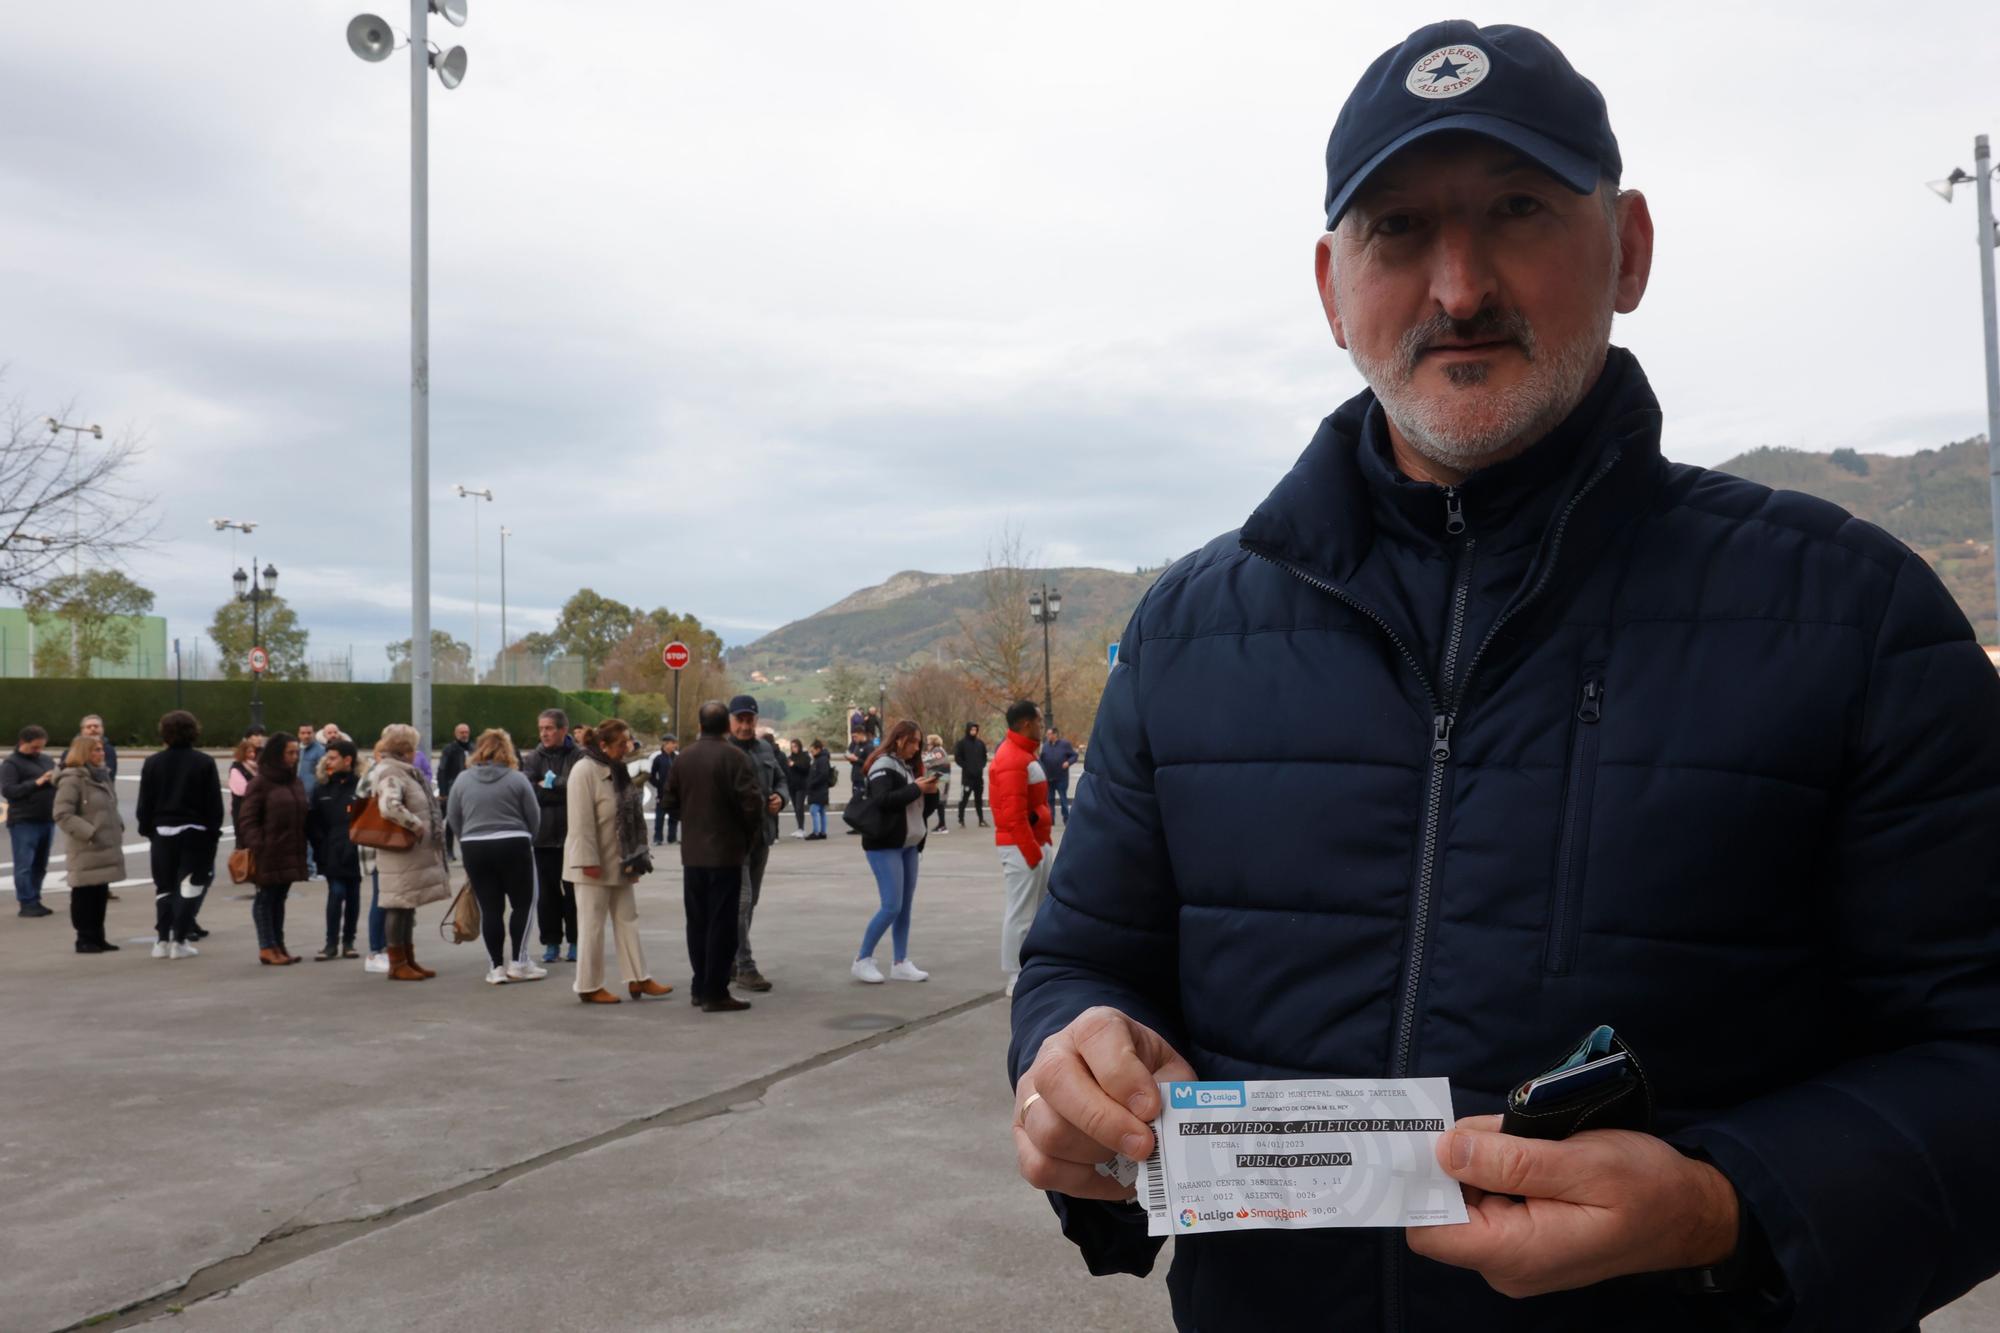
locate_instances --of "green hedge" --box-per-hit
[0,679,605,748]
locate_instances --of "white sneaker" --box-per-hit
[151,940,171,959]
[364,951,390,974]
[484,965,510,985]
[889,959,929,982]
[506,959,548,981]
[790,829,807,839]
[1004,973,1017,997]
[935,825,949,835]
[170,942,199,959]
[851,957,885,984]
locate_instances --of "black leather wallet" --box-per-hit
[1499,1024,1655,1140]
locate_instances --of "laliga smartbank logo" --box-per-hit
[1169,1081,1246,1109]
[1178,1208,1198,1228]
[1179,1206,1310,1228]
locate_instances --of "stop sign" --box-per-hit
[661,641,691,671]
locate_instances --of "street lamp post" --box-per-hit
[1027,582,1062,731]
[498,524,511,684]
[233,561,280,731]
[44,417,103,666]
[1930,136,2000,641]
[348,0,470,752]
[454,484,492,678]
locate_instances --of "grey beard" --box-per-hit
[1350,300,1615,473]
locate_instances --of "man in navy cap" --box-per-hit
[1008,19,2000,1330]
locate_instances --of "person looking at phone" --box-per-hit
[1007,19,2000,1330]
[850,719,937,985]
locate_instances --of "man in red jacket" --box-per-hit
[990,700,1053,997]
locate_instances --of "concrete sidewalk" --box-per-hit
[6,808,1994,1331]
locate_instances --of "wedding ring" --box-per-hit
[1017,1091,1043,1126]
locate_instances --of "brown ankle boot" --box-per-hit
[577,987,622,1004]
[628,978,673,999]
[258,947,285,966]
[406,944,435,979]
[386,945,428,981]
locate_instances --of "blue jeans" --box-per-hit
[10,820,53,904]
[653,801,678,844]
[1052,782,1070,823]
[325,877,361,948]
[367,871,387,954]
[809,803,827,836]
[859,846,921,963]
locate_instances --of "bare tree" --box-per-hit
[953,526,1042,713]
[889,662,986,742]
[0,383,156,596]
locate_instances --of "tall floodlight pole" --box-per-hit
[44,417,102,666]
[454,484,492,675]
[348,1,468,751]
[1929,135,2000,643]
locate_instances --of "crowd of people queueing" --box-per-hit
[3,692,1082,1006]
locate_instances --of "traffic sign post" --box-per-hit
[249,646,269,675]
[662,641,691,740]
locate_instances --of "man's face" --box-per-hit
[321,723,339,742]
[81,718,103,739]
[968,725,979,739]
[538,719,562,747]
[1015,715,1044,744]
[20,737,44,756]
[455,724,470,742]
[326,750,352,774]
[730,711,758,741]
[1318,136,1652,474]
[298,725,315,747]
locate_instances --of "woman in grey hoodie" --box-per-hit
[445,729,545,985]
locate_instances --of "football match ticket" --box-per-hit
[1137,1077,1470,1237]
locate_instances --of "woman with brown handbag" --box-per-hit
[235,733,309,965]
[369,724,451,981]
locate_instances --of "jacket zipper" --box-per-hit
[1545,673,1604,975]
[1248,453,1616,1333]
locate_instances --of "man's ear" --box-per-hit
[1315,233,1348,348]
[1612,189,1654,315]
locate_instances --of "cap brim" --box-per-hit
[1325,113,1600,230]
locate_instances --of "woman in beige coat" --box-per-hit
[371,724,451,981]
[54,733,126,953]
[565,719,670,1004]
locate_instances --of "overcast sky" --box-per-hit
[2,1,1993,672]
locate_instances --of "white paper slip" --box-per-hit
[1138,1077,1469,1237]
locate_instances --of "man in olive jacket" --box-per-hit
[660,701,764,1012]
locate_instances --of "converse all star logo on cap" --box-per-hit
[1404,44,1489,99]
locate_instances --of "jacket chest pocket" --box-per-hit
[1544,668,1604,976]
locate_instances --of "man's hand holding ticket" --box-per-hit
[1136,1078,1469,1236]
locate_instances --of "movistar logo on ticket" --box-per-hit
[1169,1081,1246,1108]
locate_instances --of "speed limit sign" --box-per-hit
[248,646,269,675]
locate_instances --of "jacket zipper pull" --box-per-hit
[1443,488,1466,537]
[1577,679,1603,723]
[1431,713,1454,762]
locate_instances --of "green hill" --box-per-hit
[738,567,1154,677]
[1713,437,1995,644]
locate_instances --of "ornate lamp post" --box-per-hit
[233,561,280,730]
[1028,583,1062,730]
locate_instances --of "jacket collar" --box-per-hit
[1240,346,1664,588]
[1001,730,1039,759]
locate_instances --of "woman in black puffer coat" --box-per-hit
[236,732,310,966]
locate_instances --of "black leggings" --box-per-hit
[384,906,415,951]
[789,785,808,830]
[462,838,534,967]
[70,883,109,947]
[251,883,292,949]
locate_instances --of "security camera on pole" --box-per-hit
[348,0,470,752]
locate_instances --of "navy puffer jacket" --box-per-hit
[1009,349,2000,1332]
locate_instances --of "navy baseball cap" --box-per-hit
[728,694,759,716]
[1324,21,1620,230]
